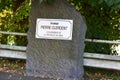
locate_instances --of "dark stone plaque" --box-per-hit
[26,0,87,80]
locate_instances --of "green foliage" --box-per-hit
[68,0,120,54]
[0,0,31,46]
[0,0,13,11]
[0,0,120,54]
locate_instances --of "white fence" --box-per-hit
[0,31,120,70]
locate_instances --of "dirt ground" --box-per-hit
[0,58,120,80]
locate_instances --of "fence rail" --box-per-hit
[0,31,120,70]
[85,39,120,44]
[0,31,27,36]
[1,31,120,44]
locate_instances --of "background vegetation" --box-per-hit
[0,0,120,55]
[0,0,30,46]
[68,0,120,55]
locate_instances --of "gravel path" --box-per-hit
[0,72,53,80]
[0,72,88,80]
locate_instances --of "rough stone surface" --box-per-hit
[26,0,87,80]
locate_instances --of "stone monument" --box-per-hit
[26,0,87,80]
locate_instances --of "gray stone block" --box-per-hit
[26,0,87,80]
